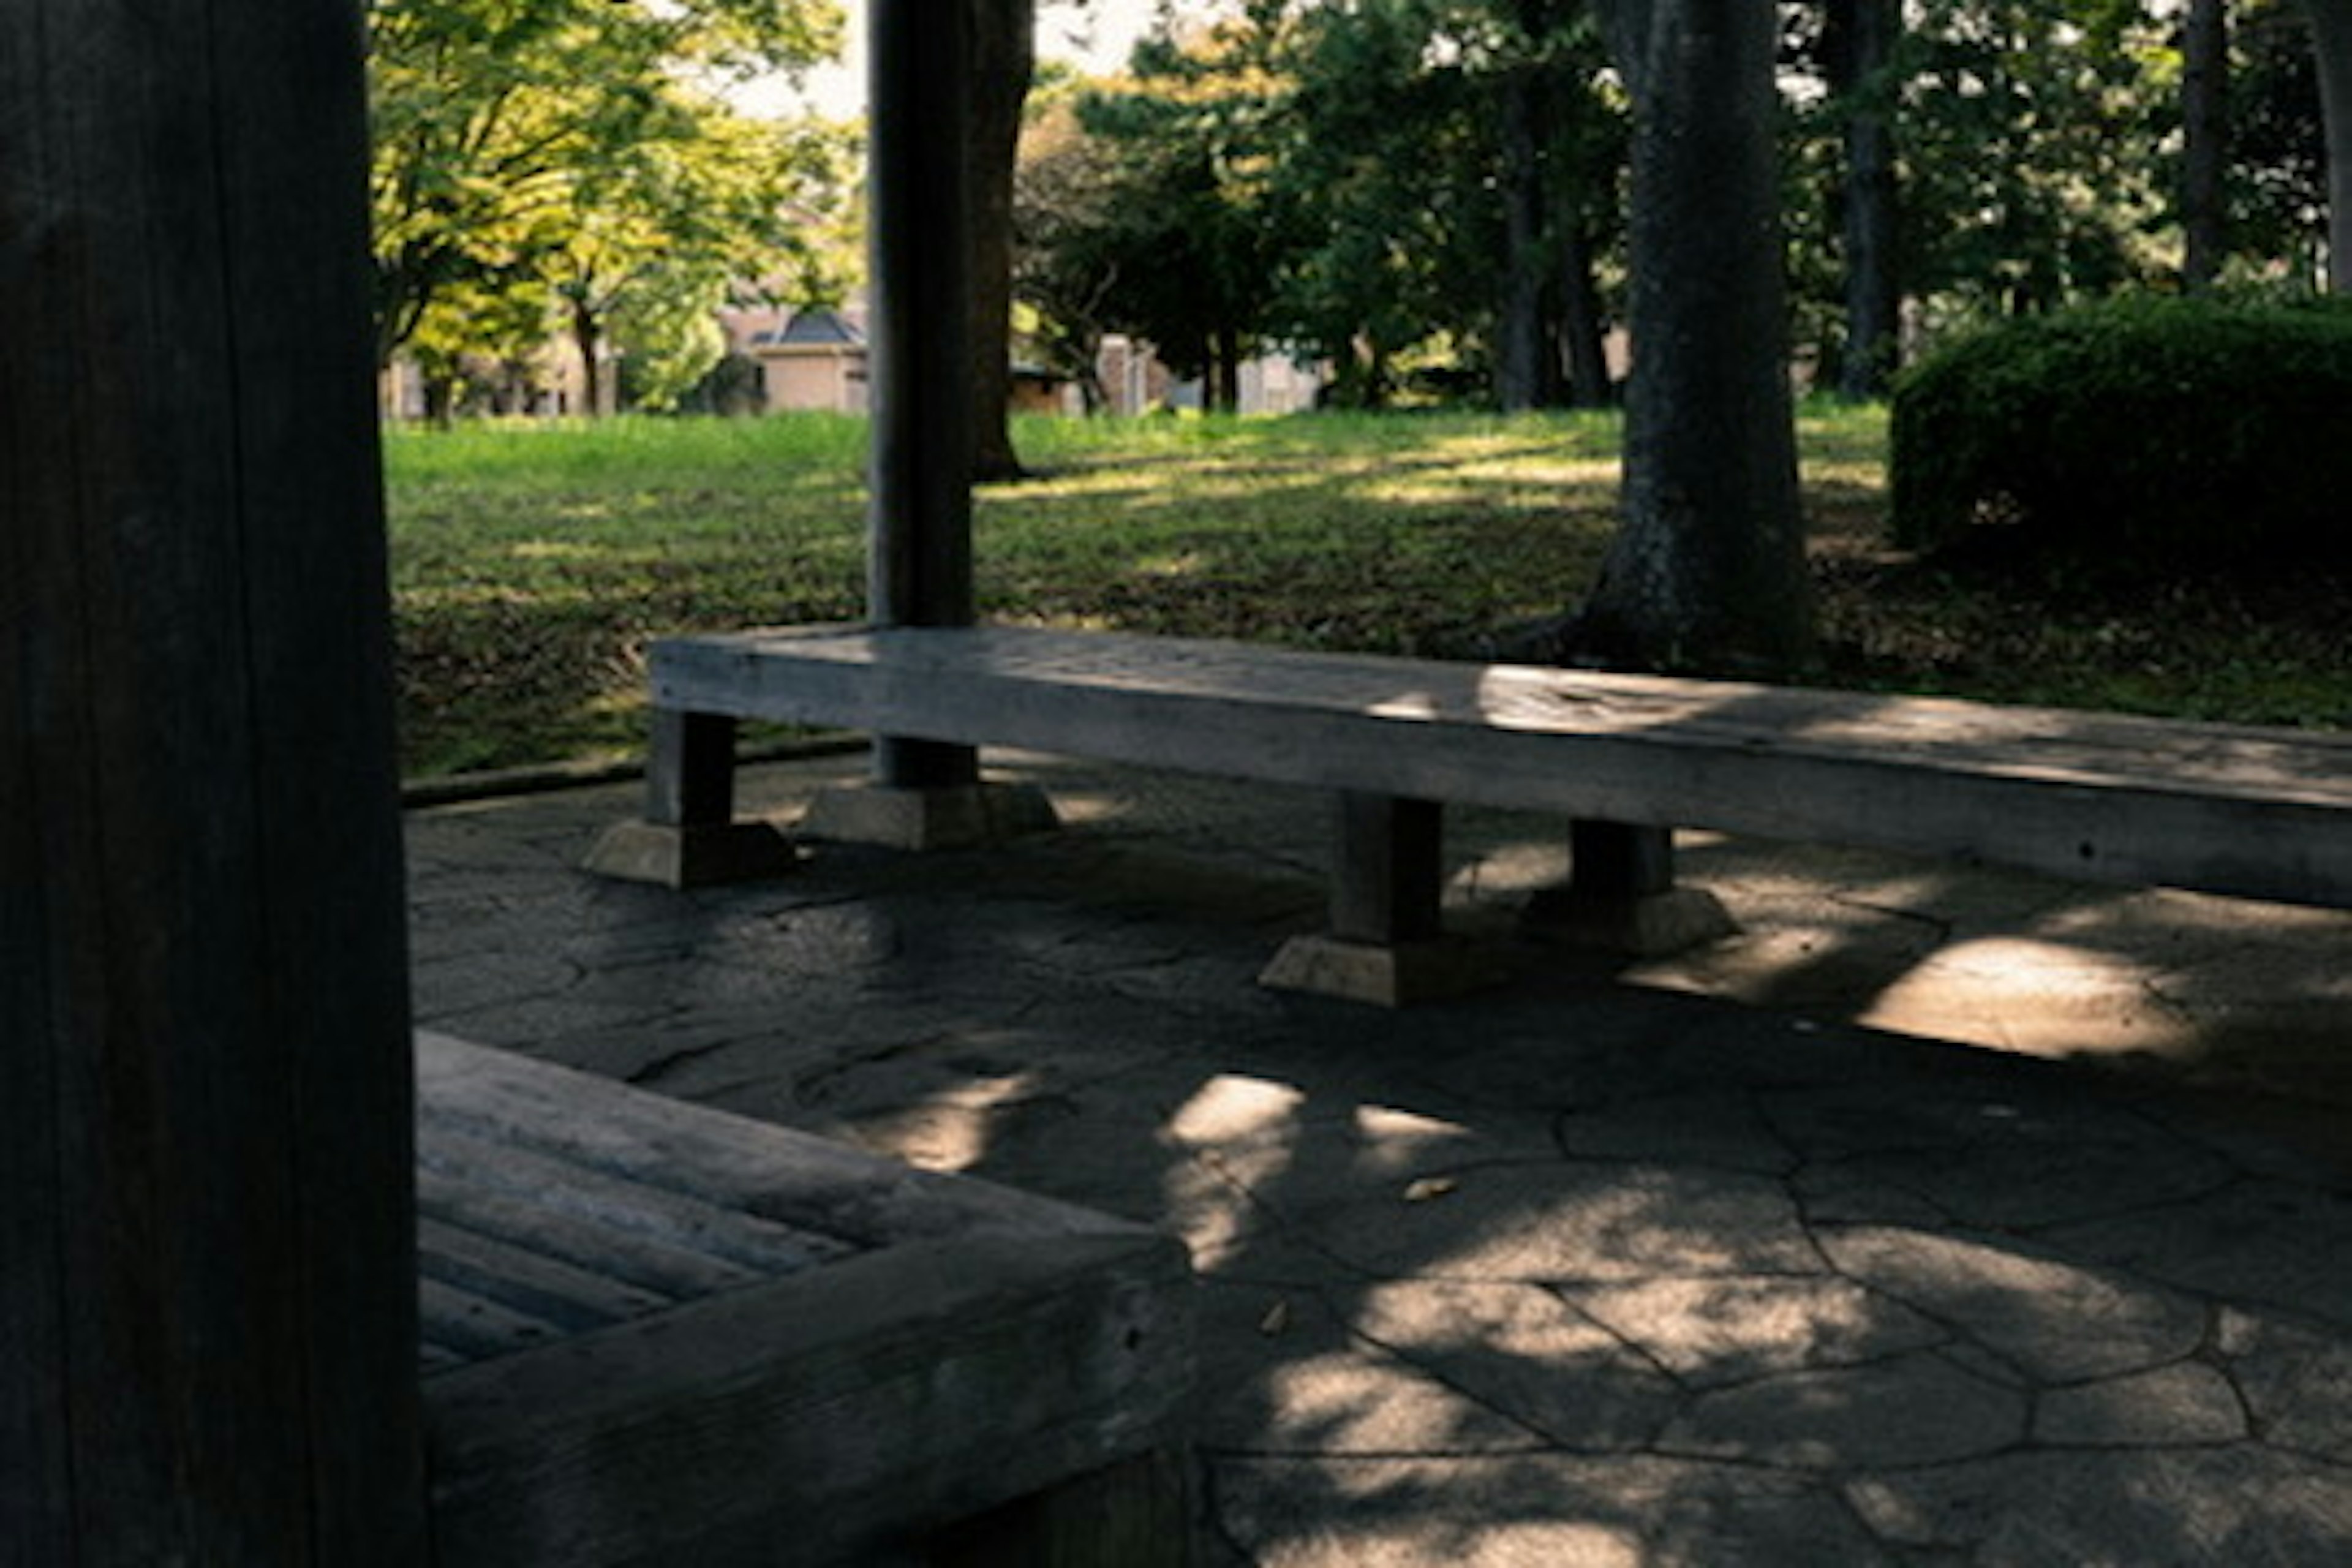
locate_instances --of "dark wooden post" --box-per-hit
[1259,794,1504,1007]
[800,0,1056,850]
[1523,820,1736,956]
[1329,794,1446,947]
[869,0,980,794]
[2,0,427,1559]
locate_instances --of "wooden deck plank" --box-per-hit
[650,625,2352,909]
[413,1034,1195,1566]
[419,1277,572,1365]
[419,1117,854,1279]
[416,1166,774,1304]
[419,1031,1137,1248]
[418,1218,673,1348]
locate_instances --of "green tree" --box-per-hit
[1014,87,1128,410]
[2309,0,2352,287]
[1896,0,2171,319]
[542,110,849,413]
[2233,0,2329,276]
[366,0,843,369]
[1275,0,1621,410]
[1073,7,1301,410]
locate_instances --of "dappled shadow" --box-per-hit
[407,752,2352,1564]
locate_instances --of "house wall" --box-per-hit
[756,349,870,415]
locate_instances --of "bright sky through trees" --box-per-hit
[766,0,1177,117]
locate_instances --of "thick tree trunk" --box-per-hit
[2308,0,2352,291]
[1584,0,1812,675]
[1496,70,1550,412]
[2184,0,2231,289]
[1828,0,1901,398]
[969,0,1035,480]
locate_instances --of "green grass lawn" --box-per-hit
[385,407,2349,780]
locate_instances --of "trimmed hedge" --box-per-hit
[1889,295,2352,572]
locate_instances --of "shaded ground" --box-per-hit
[409,750,2352,1564]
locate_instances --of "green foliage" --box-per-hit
[1889,293,2352,569]
[367,0,852,396]
[1066,12,1302,406]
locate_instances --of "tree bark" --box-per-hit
[1557,221,1614,407]
[1827,0,1902,397]
[2308,0,2352,290]
[1582,0,1812,674]
[2184,0,2231,290]
[969,0,1035,479]
[1496,69,1550,412]
[571,295,605,417]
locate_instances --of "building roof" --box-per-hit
[755,309,865,349]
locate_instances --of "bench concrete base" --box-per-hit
[1521,884,1739,958]
[1259,933,1511,1008]
[801,778,1059,851]
[579,818,801,889]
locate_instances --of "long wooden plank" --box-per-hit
[652,625,2352,908]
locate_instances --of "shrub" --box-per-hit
[1888,294,2352,573]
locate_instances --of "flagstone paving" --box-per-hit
[407,748,2352,1565]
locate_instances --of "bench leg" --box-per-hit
[799,734,1058,851]
[1260,794,1506,1006]
[581,711,801,886]
[1522,820,1735,956]
[925,1448,1196,1568]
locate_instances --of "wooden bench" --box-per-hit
[416,1031,1194,1566]
[588,624,2352,1004]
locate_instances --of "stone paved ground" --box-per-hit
[407,750,2352,1565]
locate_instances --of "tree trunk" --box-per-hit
[1827,0,1902,398]
[1213,326,1244,413]
[571,295,604,417]
[969,0,1035,480]
[1557,221,1614,408]
[1584,0,1812,675]
[2308,0,2352,290]
[1496,70,1550,412]
[2184,0,2231,289]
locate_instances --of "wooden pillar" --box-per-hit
[802,0,1057,851]
[869,0,979,794]
[1329,794,1446,946]
[584,709,799,886]
[1,1,427,1559]
[1259,794,1504,1007]
[1523,820,1736,957]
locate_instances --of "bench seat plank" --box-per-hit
[415,1033,1194,1567]
[652,625,2352,909]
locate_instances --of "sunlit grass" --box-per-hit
[385,405,2345,779]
